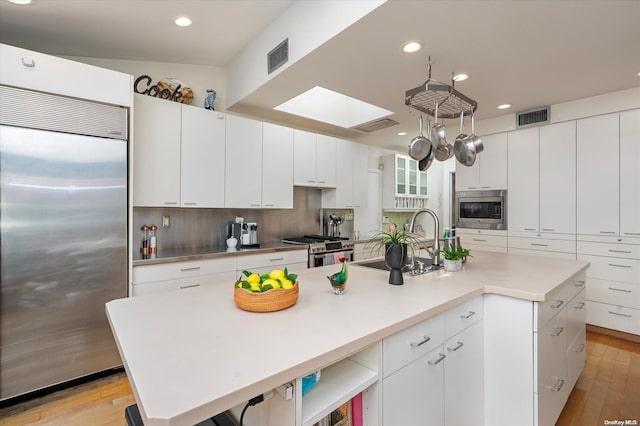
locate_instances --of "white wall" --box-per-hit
[65,56,226,110]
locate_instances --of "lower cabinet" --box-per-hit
[457,229,508,253]
[381,297,484,426]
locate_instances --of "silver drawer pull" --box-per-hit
[574,280,585,287]
[545,377,565,392]
[608,287,632,293]
[427,353,446,365]
[608,249,632,254]
[472,239,487,242]
[447,341,464,352]
[263,204,274,207]
[575,343,586,353]
[524,228,537,231]
[599,231,616,234]
[183,202,197,206]
[180,284,200,289]
[623,232,640,236]
[317,181,326,184]
[269,257,284,262]
[460,311,476,319]
[481,186,492,189]
[574,302,585,310]
[550,300,564,309]
[608,311,632,318]
[180,266,201,272]
[608,263,632,268]
[164,201,178,205]
[550,326,564,337]
[307,180,316,183]
[531,243,548,247]
[409,335,431,347]
[107,130,123,135]
[21,57,35,67]
[541,228,555,232]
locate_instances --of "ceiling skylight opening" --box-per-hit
[498,104,511,110]
[274,86,393,129]
[174,16,192,27]
[452,73,468,82]
[402,41,422,53]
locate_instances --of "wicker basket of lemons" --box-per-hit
[234,268,299,312]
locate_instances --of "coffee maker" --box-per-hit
[228,217,259,248]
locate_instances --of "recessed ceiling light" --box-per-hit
[175,16,192,27]
[398,131,407,136]
[498,104,511,110]
[402,41,422,53]
[637,71,640,77]
[452,73,468,82]
[7,0,32,4]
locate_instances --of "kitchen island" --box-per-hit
[106,251,589,426]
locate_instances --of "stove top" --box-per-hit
[282,235,354,254]
[282,235,350,244]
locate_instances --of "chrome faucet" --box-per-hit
[409,208,441,267]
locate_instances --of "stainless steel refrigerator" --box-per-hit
[0,85,128,401]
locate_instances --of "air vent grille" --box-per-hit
[516,106,550,128]
[268,38,288,74]
[352,118,399,132]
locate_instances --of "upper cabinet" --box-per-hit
[322,139,368,209]
[224,117,294,209]
[224,115,263,208]
[181,106,226,208]
[133,94,182,207]
[381,154,429,210]
[456,133,507,191]
[620,109,640,238]
[508,122,576,235]
[262,123,294,209]
[133,94,226,208]
[577,113,620,236]
[293,131,337,188]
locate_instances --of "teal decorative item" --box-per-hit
[327,261,348,295]
[204,89,216,110]
[302,370,321,395]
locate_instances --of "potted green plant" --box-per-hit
[441,245,471,272]
[365,226,423,285]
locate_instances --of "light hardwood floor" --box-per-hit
[1,330,638,426]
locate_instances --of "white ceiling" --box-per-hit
[1,0,639,152]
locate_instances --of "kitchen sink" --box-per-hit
[355,256,437,274]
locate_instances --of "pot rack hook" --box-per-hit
[426,56,432,79]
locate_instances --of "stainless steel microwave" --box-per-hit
[456,190,507,230]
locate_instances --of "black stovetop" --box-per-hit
[282,235,350,245]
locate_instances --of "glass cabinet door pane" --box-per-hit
[409,159,417,195]
[397,156,406,194]
[419,171,428,196]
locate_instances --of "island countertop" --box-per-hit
[106,251,589,426]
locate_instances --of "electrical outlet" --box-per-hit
[382,216,390,224]
[162,216,170,227]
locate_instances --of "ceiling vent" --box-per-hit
[268,38,288,74]
[352,118,399,132]
[516,106,550,128]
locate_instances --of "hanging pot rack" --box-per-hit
[404,59,478,119]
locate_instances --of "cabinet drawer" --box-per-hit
[133,257,237,284]
[535,308,567,396]
[586,278,640,310]
[444,296,483,338]
[577,241,640,259]
[534,285,568,332]
[579,255,640,284]
[565,289,586,346]
[566,273,587,301]
[459,234,507,248]
[236,250,308,270]
[566,329,586,391]
[586,301,640,335]
[382,313,444,378]
[508,236,576,254]
[464,243,507,253]
[508,248,576,260]
[132,271,236,296]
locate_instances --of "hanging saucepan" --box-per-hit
[419,118,435,171]
[408,115,432,161]
[431,101,450,161]
[454,109,484,166]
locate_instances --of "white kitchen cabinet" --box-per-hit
[456,132,507,191]
[620,109,640,238]
[237,250,308,276]
[133,94,182,207]
[293,131,337,188]
[381,154,428,210]
[0,43,132,107]
[225,115,263,208]
[262,123,294,208]
[577,113,620,236]
[457,228,508,253]
[180,105,226,208]
[322,139,368,208]
[508,127,539,233]
[484,273,586,426]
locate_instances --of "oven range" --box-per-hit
[282,235,354,268]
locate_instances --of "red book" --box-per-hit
[352,392,363,426]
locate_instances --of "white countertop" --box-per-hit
[106,251,589,426]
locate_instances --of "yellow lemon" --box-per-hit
[262,278,280,289]
[281,279,294,289]
[250,282,261,292]
[269,269,285,280]
[247,273,261,285]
